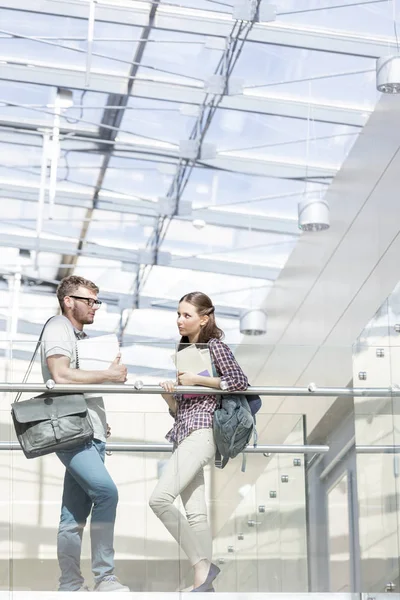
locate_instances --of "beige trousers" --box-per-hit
[149,428,216,566]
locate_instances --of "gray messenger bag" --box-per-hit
[11,317,94,459]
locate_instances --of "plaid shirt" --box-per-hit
[166,338,249,445]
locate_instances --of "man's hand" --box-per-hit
[107,354,128,383]
[178,371,198,386]
[106,423,111,438]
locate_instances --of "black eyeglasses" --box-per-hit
[69,295,102,308]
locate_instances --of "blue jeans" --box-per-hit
[56,440,118,591]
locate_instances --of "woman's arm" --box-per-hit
[177,340,248,391]
[159,380,178,415]
[178,372,221,389]
[209,339,248,391]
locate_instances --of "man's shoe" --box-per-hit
[94,576,130,593]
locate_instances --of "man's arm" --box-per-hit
[47,354,127,384]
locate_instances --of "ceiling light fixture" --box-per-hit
[298,84,330,232]
[376,55,400,93]
[298,197,330,232]
[377,1,400,93]
[240,309,267,336]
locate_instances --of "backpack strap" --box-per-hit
[215,448,229,469]
[241,453,247,473]
[253,425,258,447]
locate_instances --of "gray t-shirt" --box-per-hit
[40,315,107,442]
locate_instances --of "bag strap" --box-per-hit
[214,448,229,469]
[15,316,55,403]
[15,317,80,403]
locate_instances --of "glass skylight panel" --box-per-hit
[74,256,136,296]
[0,81,55,124]
[0,287,59,326]
[57,151,103,189]
[119,97,197,146]
[0,199,86,243]
[0,8,89,39]
[162,220,235,256]
[84,208,148,252]
[182,168,309,219]
[0,85,108,132]
[159,219,296,265]
[235,41,377,107]
[207,109,359,166]
[159,0,231,15]
[142,265,268,302]
[249,69,378,109]
[278,0,400,38]
[0,9,142,75]
[101,155,175,199]
[209,239,296,269]
[59,90,109,130]
[224,187,317,221]
[139,28,223,85]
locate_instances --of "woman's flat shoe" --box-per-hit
[191,563,220,592]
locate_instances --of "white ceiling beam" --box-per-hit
[0,115,98,137]
[0,60,370,127]
[114,143,337,180]
[133,80,370,127]
[3,0,394,58]
[0,179,300,236]
[0,232,279,280]
[0,118,336,180]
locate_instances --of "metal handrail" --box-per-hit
[0,442,329,454]
[357,445,400,453]
[1,441,398,453]
[0,382,399,396]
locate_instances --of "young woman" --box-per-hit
[149,291,248,592]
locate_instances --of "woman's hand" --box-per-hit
[159,380,176,393]
[178,371,198,386]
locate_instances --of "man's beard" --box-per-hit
[73,308,94,325]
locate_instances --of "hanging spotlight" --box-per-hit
[298,198,330,232]
[376,55,400,93]
[240,309,267,336]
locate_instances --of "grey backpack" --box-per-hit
[213,394,257,472]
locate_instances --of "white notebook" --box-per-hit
[172,344,212,376]
[76,333,120,372]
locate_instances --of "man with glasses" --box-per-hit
[41,275,129,592]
